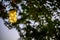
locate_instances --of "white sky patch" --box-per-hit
[46,1,52,4]
[51,8,60,21]
[22,1,26,5]
[53,12,57,15]
[51,16,56,21]
[8,28,20,40]
[0,18,20,40]
[4,19,9,22]
[45,3,52,8]
[34,22,39,26]
[57,8,60,12]
[6,5,13,11]
[17,15,22,19]
[2,1,10,6]
[29,20,35,27]
[19,24,26,29]
[58,26,60,28]
[0,0,1,1]
[21,30,26,35]
[17,4,23,13]
[27,20,39,27]
[32,38,35,40]
[34,5,38,8]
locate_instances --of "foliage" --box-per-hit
[0,0,60,40]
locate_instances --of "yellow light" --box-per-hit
[9,10,17,23]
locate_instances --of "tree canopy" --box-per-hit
[0,0,60,40]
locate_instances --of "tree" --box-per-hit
[0,0,60,40]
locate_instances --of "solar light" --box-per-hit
[9,9,17,23]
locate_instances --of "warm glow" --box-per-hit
[9,10,17,23]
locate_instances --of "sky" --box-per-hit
[0,18,20,40]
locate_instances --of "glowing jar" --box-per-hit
[9,9,17,23]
